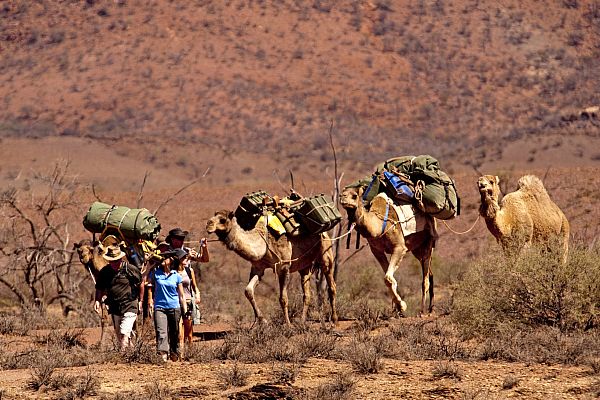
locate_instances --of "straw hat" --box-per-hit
[102,245,126,261]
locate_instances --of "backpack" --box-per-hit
[121,263,142,301]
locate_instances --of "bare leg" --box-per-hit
[245,267,266,323]
[299,268,312,323]
[278,266,291,325]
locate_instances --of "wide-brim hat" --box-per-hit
[102,245,126,261]
[167,227,189,239]
[161,248,188,261]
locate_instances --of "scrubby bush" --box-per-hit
[452,245,600,336]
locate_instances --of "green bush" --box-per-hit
[452,245,600,336]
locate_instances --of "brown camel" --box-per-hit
[478,174,570,262]
[206,210,338,325]
[339,187,438,316]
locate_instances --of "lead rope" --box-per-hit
[441,214,481,235]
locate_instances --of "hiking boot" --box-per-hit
[169,353,179,362]
[161,353,168,362]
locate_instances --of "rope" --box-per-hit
[324,223,355,241]
[441,214,481,235]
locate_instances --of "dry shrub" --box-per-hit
[452,245,600,336]
[431,360,462,380]
[344,333,383,374]
[144,382,172,400]
[218,362,251,388]
[215,323,303,363]
[296,329,338,359]
[35,329,87,349]
[478,326,600,365]
[0,312,29,336]
[387,320,468,360]
[304,372,356,400]
[118,322,161,365]
[184,341,219,363]
[352,303,384,332]
[272,361,300,384]
[26,352,58,390]
[502,374,519,390]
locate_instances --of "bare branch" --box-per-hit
[91,184,103,202]
[153,179,198,217]
[136,171,150,208]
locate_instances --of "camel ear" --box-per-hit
[228,210,235,220]
[494,176,500,185]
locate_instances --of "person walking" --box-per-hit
[94,245,142,351]
[165,228,210,346]
[147,248,188,362]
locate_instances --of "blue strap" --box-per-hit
[362,174,377,203]
[381,201,390,234]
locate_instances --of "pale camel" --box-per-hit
[478,174,570,262]
[206,210,338,325]
[339,187,437,315]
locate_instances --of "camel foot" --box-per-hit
[392,300,408,318]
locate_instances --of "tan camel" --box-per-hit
[206,210,338,325]
[74,239,107,283]
[478,174,570,262]
[339,187,437,316]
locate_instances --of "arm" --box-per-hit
[199,238,210,262]
[177,283,187,315]
[190,268,201,304]
[94,289,104,314]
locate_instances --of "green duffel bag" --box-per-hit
[410,155,460,220]
[83,202,161,241]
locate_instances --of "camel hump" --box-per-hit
[517,175,548,195]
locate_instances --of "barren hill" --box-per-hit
[1,0,599,257]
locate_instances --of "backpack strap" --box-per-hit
[185,265,194,295]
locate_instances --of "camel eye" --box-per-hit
[219,218,226,224]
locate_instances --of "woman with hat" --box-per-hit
[94,245,142,351]
[165,228,210,347]
[147,247,188,362]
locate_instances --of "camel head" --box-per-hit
[477,175,501,200]
[73,239,107,274]
[339,186,363,210]
[74,239,94,265]
[206,209,235,239]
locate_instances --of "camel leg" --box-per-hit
[277,266,291,326]
[371,247,407,314]
[245,267,266,324]
[299,268,312,324]
[413,240,435,315]
[323,263,338,324]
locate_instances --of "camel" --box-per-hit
[74,239,107,283]
[339,187,438,316]
[477,174,570,263]
[206,210,338,326]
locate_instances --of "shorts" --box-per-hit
[112,312,137,338]
[182,300,193,321]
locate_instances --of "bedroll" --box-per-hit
[83,202,161,241]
